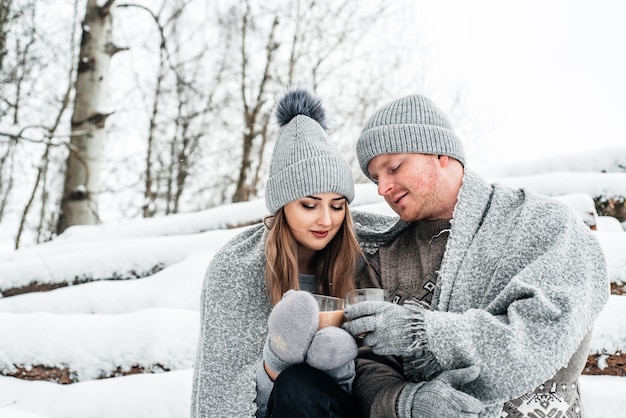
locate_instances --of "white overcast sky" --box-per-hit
[396,0,626,166]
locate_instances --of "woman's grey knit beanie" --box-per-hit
[356,94,466,179]
[265,88,355,214]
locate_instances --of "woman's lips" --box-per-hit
[312,230,329,238]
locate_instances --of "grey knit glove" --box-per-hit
[397,366,484,418]
[263,290,319,373]
[343,300,426,357]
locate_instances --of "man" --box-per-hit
[344,94,609,418]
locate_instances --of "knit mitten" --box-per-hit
[263,290,319,374]
[343,300,426,357]
[306,326,358,371]
[397,366,484,418]
[306,326,358,392]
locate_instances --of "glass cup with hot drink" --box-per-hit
[312,294,346,329]
[345,288,390,338]
[345,288,390,306]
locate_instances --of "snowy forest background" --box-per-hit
[0,0,625,417]
[0,0,445,250]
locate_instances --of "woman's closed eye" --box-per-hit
[300,203,344,211]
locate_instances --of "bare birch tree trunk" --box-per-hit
[0,0,10,72]
[57,0,122,233]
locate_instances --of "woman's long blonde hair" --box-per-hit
[264,205,362,306]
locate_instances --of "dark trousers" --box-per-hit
[267,364,361,418]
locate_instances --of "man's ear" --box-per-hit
[437,154,450,167]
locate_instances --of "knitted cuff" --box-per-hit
[396,382,426,418]
[263,335,292,374]
[402,301,442,381]
[323,361,355,393]
[255,361,273,417]
[403,301,429,354]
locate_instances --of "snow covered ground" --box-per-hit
[0,148,625,417]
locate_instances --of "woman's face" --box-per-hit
[283,192,346,253]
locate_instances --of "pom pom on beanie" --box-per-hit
[265,88,355,214]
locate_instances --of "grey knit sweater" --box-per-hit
[352,169,610,417]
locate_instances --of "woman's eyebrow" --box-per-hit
[304,195,346,201]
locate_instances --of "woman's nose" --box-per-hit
[317,208,332,226]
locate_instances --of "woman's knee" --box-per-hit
[269,364,359,418]
[273,364,325,402]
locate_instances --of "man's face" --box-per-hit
[367,153,449,222]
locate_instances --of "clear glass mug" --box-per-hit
[312,294,346,328]
[345,288,390,306]
[345,288,390,338]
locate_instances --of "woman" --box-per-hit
[191,88,362,417]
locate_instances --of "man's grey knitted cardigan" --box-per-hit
[190,169,609,417]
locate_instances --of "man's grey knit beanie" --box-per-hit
[356,94,466,179]
[265,88,354,214]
